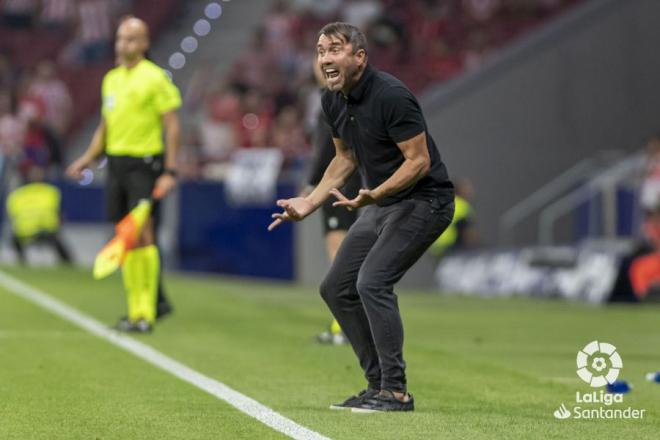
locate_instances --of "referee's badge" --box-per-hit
[104,95,115,111]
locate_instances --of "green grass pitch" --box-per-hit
[1,265,659,439]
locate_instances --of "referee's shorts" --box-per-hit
[106,154,163,223]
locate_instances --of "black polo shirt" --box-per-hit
[321,65,454,207]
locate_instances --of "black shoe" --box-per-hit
[156,302,173,320]
[329,389,379,410]
[117,305,171,324]
[113,317,133,332]
[351,391,415,413]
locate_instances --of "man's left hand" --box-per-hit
[331,188,378,210]
[153,173,177,200]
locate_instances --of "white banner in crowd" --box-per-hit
[225,148,283,206]
[435,245,624,303]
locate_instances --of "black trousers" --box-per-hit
[106,155,172,315]
[13,232,72,265]
[320,197,454,393]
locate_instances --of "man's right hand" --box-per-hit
[268,197,315,231]
[65,157,90,180]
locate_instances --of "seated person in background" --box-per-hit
[616,139,660,301]
[6,166,72,265]
[639,136,660,216]
[429,177,478,257]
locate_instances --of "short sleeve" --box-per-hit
[153,70,182,114]
[381,87,425,143]
[100,73,111,117]
[320,90,340,139]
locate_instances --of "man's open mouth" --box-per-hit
[325,68,340,80]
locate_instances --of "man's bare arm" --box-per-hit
[332,131,430,210]
[65,120,106,178]
[268,137,357,231]
[369,131,429,201]
[162,111,180,171]
[305,137,358,208]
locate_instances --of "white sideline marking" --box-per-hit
[0,270,331,440]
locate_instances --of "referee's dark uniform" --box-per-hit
[320,64,454,397]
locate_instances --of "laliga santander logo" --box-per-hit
[552,341,645,420]
[576,341,622,387]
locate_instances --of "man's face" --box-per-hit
[115,21,148,63]
[316,33,364,93]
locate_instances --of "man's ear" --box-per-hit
[355,48,367,66]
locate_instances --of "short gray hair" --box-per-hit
[318,22,368,54]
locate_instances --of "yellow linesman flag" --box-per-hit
[93,199,152,280]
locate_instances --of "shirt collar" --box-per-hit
[345,64,374,103]
[120,58,146,73]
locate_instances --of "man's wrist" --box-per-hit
[304,194,320,210]
[299,184,314,197]
[370,187,385,201]
[163,168,178,177]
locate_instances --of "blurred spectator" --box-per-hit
[26,60,73,136]
[639,136,660,215]
[263,0,298,55]
[198,88,241,163]
[341,0,382,29]
[75,0,115,64]
[237,89,272,148]
[232,28,274,91]
[430,177,478,257]
[17,91,52,170]
[424,39,463,82]
[0,89,25,159]
[5,165,72,265]
[628,199,660,301]
[183,60,216,113]
[1,0,37,28]
[463,30,494,71]
[408,1,459,56]
[463,0,501,23]
[623,137,660,301]
[269,105,307,159]
[40,0,77,31]
[291,0,341,19]
[0,53,20,91]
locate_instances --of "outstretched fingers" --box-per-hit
[267,218,283,231]
[268,212,289,231]
[330,188,356,210]
[329,188,348,202]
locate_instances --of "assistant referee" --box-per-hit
[67,16,181,332]
[270,22,454,412]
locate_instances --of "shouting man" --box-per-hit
[269,22,455,412]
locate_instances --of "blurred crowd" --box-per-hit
[0,0,582,182]
[0,56,72,178]
[180,0,581,180]
[0,0,137,182]
[0,0,170,182]
[1,0,132,65]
